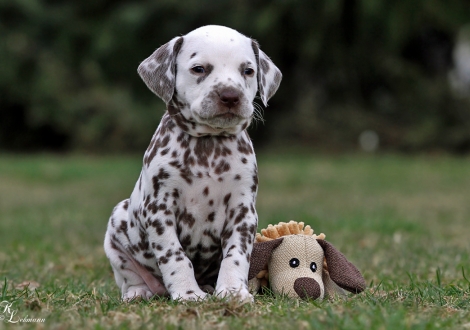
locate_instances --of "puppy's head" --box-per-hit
[138,25,282,136]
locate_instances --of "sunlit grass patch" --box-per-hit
[0,153,469,329]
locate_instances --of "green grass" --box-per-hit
[0,153,469,329]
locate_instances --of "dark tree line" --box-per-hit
[1,0,470,153]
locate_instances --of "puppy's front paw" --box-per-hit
[215,286,254,303]
[171,288,208,301]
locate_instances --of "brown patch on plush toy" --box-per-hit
[248,221,365,300]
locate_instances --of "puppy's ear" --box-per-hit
[317,239,366,294]
[248,238,284,280]
[251,40,282,107]
[138,36,184,104]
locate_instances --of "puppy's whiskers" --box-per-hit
[251,98,265,126]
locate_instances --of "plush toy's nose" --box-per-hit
[294,277,321,299]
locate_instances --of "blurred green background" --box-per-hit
[1,3,470,327]
[1,0,470,154]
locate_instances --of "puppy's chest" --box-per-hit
[146,126,255,183]
[170,136,252,227]
[170,140,252,233]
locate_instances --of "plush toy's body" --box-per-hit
[248,221,366,300]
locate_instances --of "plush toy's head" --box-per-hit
[248,221,366,300]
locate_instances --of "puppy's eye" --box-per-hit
[244,68,255,76]
[191,66,205,74]
[310,262,317,273]
[289,258,300,268]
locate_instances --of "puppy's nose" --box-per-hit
[219,89,240,108]
[294,277,321,299]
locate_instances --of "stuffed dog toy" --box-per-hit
[248,221,366,300]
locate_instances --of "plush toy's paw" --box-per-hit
[248,277,261,294]
[123,285,154,301]
[215,286,254,303]
[170,288,208,301]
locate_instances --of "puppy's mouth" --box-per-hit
[196,111,247,130]
[215,111,239,120]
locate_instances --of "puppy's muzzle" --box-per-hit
[219,89,240,108]
[217,88,243,118]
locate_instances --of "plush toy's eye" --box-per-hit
[310,262,317,273]
[289,258,300,268]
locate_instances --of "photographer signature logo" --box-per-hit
[0,301,45,324]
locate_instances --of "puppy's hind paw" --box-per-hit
[123,285,154,301]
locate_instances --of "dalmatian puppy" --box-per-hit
[104,25,282,302]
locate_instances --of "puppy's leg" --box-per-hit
[146,211,208,301]
[215,202,257,302]
[104,200,167,300]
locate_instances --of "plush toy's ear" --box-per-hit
[137,36,184,104]
[317,239,366,294]
[248,238,284,280]
[251,40,282,107]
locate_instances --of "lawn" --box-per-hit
[0,153,469,329]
